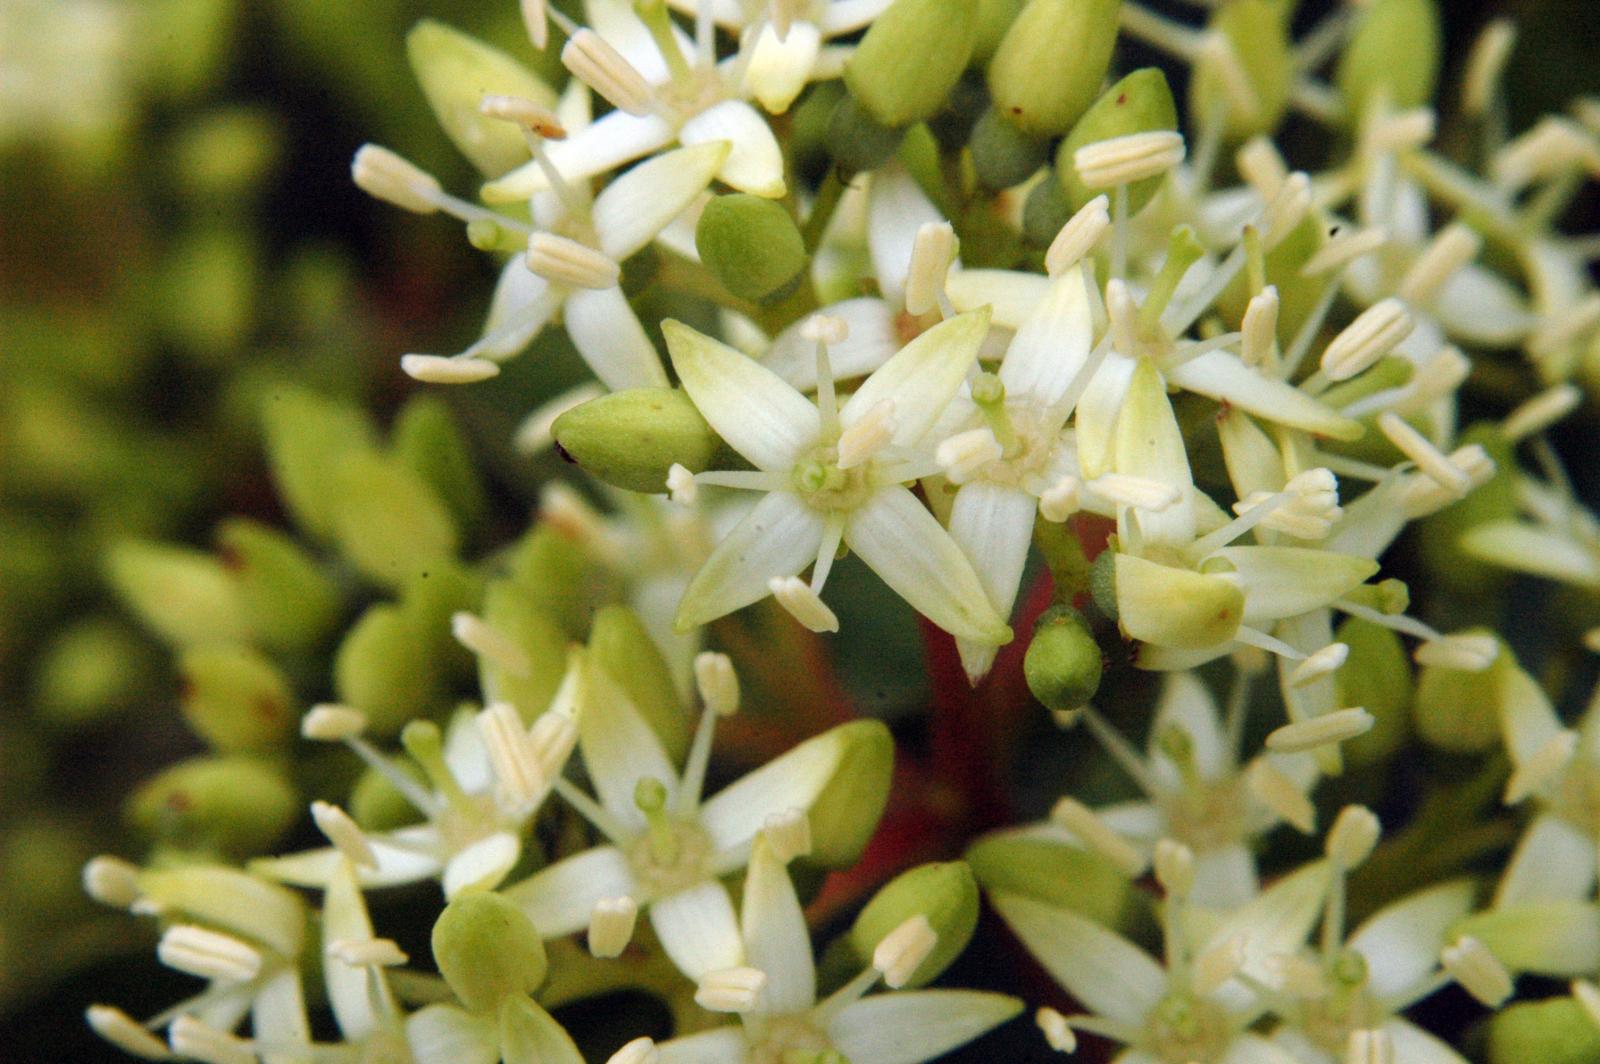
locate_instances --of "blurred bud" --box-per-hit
[408,20,557,177]
[1189,0,1293,141]
[1456,901,1600,978]
[329,452,460,590]
[972,0,1026,62]
[1024,605,1103,712]
[970,107,1050,190]
[127,756,297,858]
[401,560,485,686]
[988,0,1119,136]
[179,643,296,753]
[393,395,490,538]
[826,94,907,175]
[33,618,157,727]
[171,106,283,202]
[477,579,568,725]
[1,822,93,920]
[964,834,1131,924]
[260,388,378,541]
[803,720,895,866]
[590,605,690,759]
[552,388,743,495]
[505,522,617,636]
[216,518,340,653]
[1056,68,1178,214]
[696,194,809,302]
[845,0,978,127]
[161,227,257,356]
[106,540,249,648]
[335,604,440,737]
[1334,618,1412,766]
[432,891,548,1012]
[137,864,306,957]
[1413,628,1512,752]
[350,762,428,832]
[844,863,978,988]
[1112,553,1244,651]
[1337,0,1441,118]
[1489,998,1600,1064]
[1022,169,1074,246]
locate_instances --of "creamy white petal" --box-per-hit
[565,285,670,390]
[1114,359,1196,549]
[656,1028,751,1064]
[1383,1019,1471,1064]
[741,844,816,1013]
[869,163,945,303]
[1206,859,1331,1002]
[1094,801,1166,841]
[595,142,731,261]
[483,111,676,201]
[1222,1034,1305,1064]
[1349,879,1476,1002]
[1495,813,1598,907]
[701,722,858,864]
[480,259,563,360]
[324,861,397,1039]
[407,1004,498,1064]
[504,846,640,936]
[251,827,443,889]
[665,319,821,471]
[829,991,1022,1064]
[841,308,991,447]
[990,891,1166,1027]
[742,21,821,114]
[1190,843,1259,910]
[677,491,828,630]
[1460,522,1600,588]
[1431,264,1533,347]
[580,663,681,831]
[845,485,1012,644]
[1499,662,1566,766]
[1074,353,1138,480]
[680,100,787,198]
[999,264,1093,408]
[1166,350,1363,441]
[949,482,1036,680]
[443,708,493,796]
[762,298,899,389]
[650,879,744,979]
[820,0,895,34]
[664,0,744,28]
[1206,547,1379,625]
[946,269,1052,330]
[442,832,521,899]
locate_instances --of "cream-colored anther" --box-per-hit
[1036,1007,1077,1052]
[800,313,849,345]
[1197,30,1260,123]
[666,463,698,504]
[695,967,768,1012]
[1364,108,1436,154]
[1088,473,1182,513]
[1265,708,1375,755]
[1046,196,1110,276]
[526,233,621,289]
[479,94,567,138]
[694,651,740,717]
[329,937,409,967]
[1414,631,1499,671]
[1463,20,1516,116]
[86,1005,172,1060]
[300,703,367,744]
[157,926,264,983]
[453,611,532,677]
[1241,286,1280,368]
[1504,729,1578,805]
[1406,345,1472,405]
[904,221,956,317]
[1074,131,1186,189]
[400,354,501,384]
[836,399,898,469]
[1262,172,1312,248]
[1528,294,1600,359]
[1325,804,1381,868]
[311,801,379,871]
[1346,1028,1393,1064]
[1492,117,1600,190]
[607,1037,661,1064]
[562,30,654,116]
[1247,758,1316,833]
[1300,227,1389,278]
[1322,300,1414,382]
[1442,936,1514,1007]
[1378,412,1470,496]
[168,1016,255,1064]
[1152,838,1195,897]
[588,896,640,959]
[936,428,1002,485]
[83,855,142,909]
[1291,643,1350,687]
[768,576,840,632]
[477,701,549,809]
[520,0,550,48]
[1236,136,1288,198]
[874,915,938,989]
[1039,476,1083,523]
[1050,797,1148,876]
[1503,384,1582,442]
[351,144,442,214]
[1398,224,1482,305]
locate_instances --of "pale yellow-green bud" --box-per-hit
[695,193,808,302]
[329,451,460,590]
[215,518,341,653]
[1334,618,1412,766]
[432,891,548,1013]
[178,643,296,753]
[964,833,1131,925]
[1456,901,1600,977]
[1056,68,1178,214]
[476,579,568,726]
[334,604,440,737]
[407,20,557,177]
[552,388,744,495]
[1412,628,1514,753]
[106,540,249,648]
[32,618,156,727]
[260,388,378,540]
[171,107,283,203]
[127,756,297,858]
[1489,998,1600,1064]
[972,0,1026,63]
[845,862,979,988]
[1337,0,1441,119]
[845,0,978,127]
[1110,553,1245,651]
[590,605,691,759]
[970,107,1050,190]
[804,720,895,867]
[1023,605,1102,712]
[505,523,616,636]
[350,763,428,832]
[393,395,490,538]
[988,0,1120,137]
[1189,0,1293,141]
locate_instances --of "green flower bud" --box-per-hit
[1022,169,1074,246]
[551,388,744,496]
[1056,68,1178,214]
[845,0,978,127]
[970,108,1050,191]
[989,0,1120,136]
[1413,628,1509,752]
[1334,618,1412,766]
[1,822,92,921]
[478,579,568,724]
[139,864,306,957]
[1217,211,1325,341]
[1418,423,1517,594]
[1490,998,1600,1064]
[972,0,1026,63]
[401,561,485,685]
[329,452,460,590]
[127,756,298,858]
[161,226,257,357]
[846,862,979,987]
[216,518,341,653]
[179,643,297,753]
[171,107,282,202]
[335,604,440,737]
[432,891,548,1013]
[350,763,428,831]
[965,834,1131,925]
[827,95,907,175]
[805,720,895,867]
[106,540,249,648]
[407,20,556,178]
[393,395,489,538]
[33,618,157,727]
[1111,553,1245,651]
[1024,605,1103,712]
[696,194,809,303]
[1189,0,1293,141]
[1455,901,1600,977]
[589,605,690,759]
[505,524,619,637]
[261,388,378,540]
[1336,0,1441,118]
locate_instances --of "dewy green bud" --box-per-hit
[335,604,440,737]
[552,388,743,495]
[1189,0,1293,141]
[106,540,249,648]
[1024,605,1103,712]
[1489,998,1600,1064]
[1334,618,1412,766]
[972,0,1026,63]
[33,618,156,727]
[261,388,378,541]
[216,518,340,653]
[589,605,690,759]
[965,834,1131,925]
[803,720,895,867]
[393,395,490,538]
[127,756,298,858]
[989,0,1120,136]
[172,107,282,202]
[330,452,460,590]
[407,20,557,178]
[178,643,296,754]
[1413,628,1508,752]
[696,194,809,303]
[826,95,907,175]
[846,862,979,988]
[432,891,548,1013]
[1056,68,1178,214]
[478,579,568,725]
[1336,0,1441,118]
[845,0,978,127]
[970,108,1050,191]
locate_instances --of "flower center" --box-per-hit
[1552,757,1600,835]
[1146,992,1232,1064]
[748,1015,837,1064]
[792,446,874,512]
[1159,775,1251,854]
[627,817,714,895]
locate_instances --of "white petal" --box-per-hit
[1205,859,1331,1004]
[1149,672,1228,780]
[595,142,731,261]
[1221,1034,1305,1064]
[828,991,1022,1064]
[742,21,821,114]
[585,0,693,81]
[999,264,1093,408]
[762,298,899,389]
[1113,359,1196,548]
[650,879,744,979]
[665,319,820,470]
[480,259,563,360]
[444,708,494,795]
[564,285,670,390]
[1190,844,1259,910]
[845,485,1011,644]
[1166,351,1363,441]
[946,269,1052,330]
[680,100,787,198]
[700,722,858,862]
[1349,879,1476,1001]
[820,0,894,34]
[443,832,521,899]
[869,163,945,303]
[1383,1019,1470,1064]
[504,846,639,936]
[1500,662,1565,765]
[407,1004,498,1064]
[324,861,397,1039]
[948,482,1036,681]
[1074,353,1137,480]
[1495,813,1598,907]
[1094,802,1166,841]
[251,966,311,1050]
[483,111,675,201]
[580,662,681,831]
[677,491,828,630]
[841,308,991,447]
[740,845,816,1012]
[1205,547,1379,625]
[1460,522,1600,588]
[664,0,745,27]
[656,1028,751,1064]
[1431,264,1533,347]
[990,891,1166,1027]
[252,828,444,890]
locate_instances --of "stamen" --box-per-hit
[400,354,501,384]
[1290,643,1350,687]
[836,399,898,469]
[904,221,956,318]
[83,855,142,909]
[453,611,533,677]
[802,313,847,435]
[873,915,938,989]
[1378,412,1470,495]
[762,809,812,863]
[526,233,621,289]
[351,144,443,214]
[1036,1007,1077,1052]
[479,95,566,140]
[810,516,846,595]
[1193,934,1248,997]
[86,1005,172,1060]
[310,801,380,871]
[1152,838,1195,898]
[1262,172,1312,249]
[1088,473,1182,513]
[1398,224,1482,305]
[1397,444,1493,518]
[1463,20,1516,117]
[1325,804,1381,868]
[769,575,840,632]
[1347,1028,1394,1064]
[1039,476,1083,523]
[1050,797,1148,877]
[1322,301,1415,382]
[1503,728,1577,805]
[477,702,550,811]
[1300,227,1390,278]
[157,926,263,983]
[521,0,550,49]
[1441,936,1514,1007]
[1503,384,1582,442]
[1241,285,1280,368]
[562,30,655,116]
[1074,131,1187,190]
[588,896,640,959]
[1236,136,1288,199]
[329,938,408,968]
[1046,195,1110,276]
[1265,708,1375,755]
[1527,294,1600,360]
[1491,117,1600,190]
[1364,109,1437,154]
[695,967,767,1012]
[666,463,698,504]
[608,1036,660,1064]
[168,1016,255,1064]
[1246,758,1316,833]
[936,427,1003,485]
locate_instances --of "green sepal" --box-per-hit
[806,720,896,867]
[970,108,1050,191]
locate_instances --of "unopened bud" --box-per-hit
[178,643,295,754]
[433,892,548,1012]
[988,0,1120,136]
[849,862,979,988]
[1337,0,1441,118]
[1056,68,1179,214]
[1191,0,1294,140]
[845,0,977,127]
[552,386,740,495]
[1024,605,1103,713]
[407,21,556,176]
[127,757,297,857]
[695,193,808,303]
[334,605,439,737]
